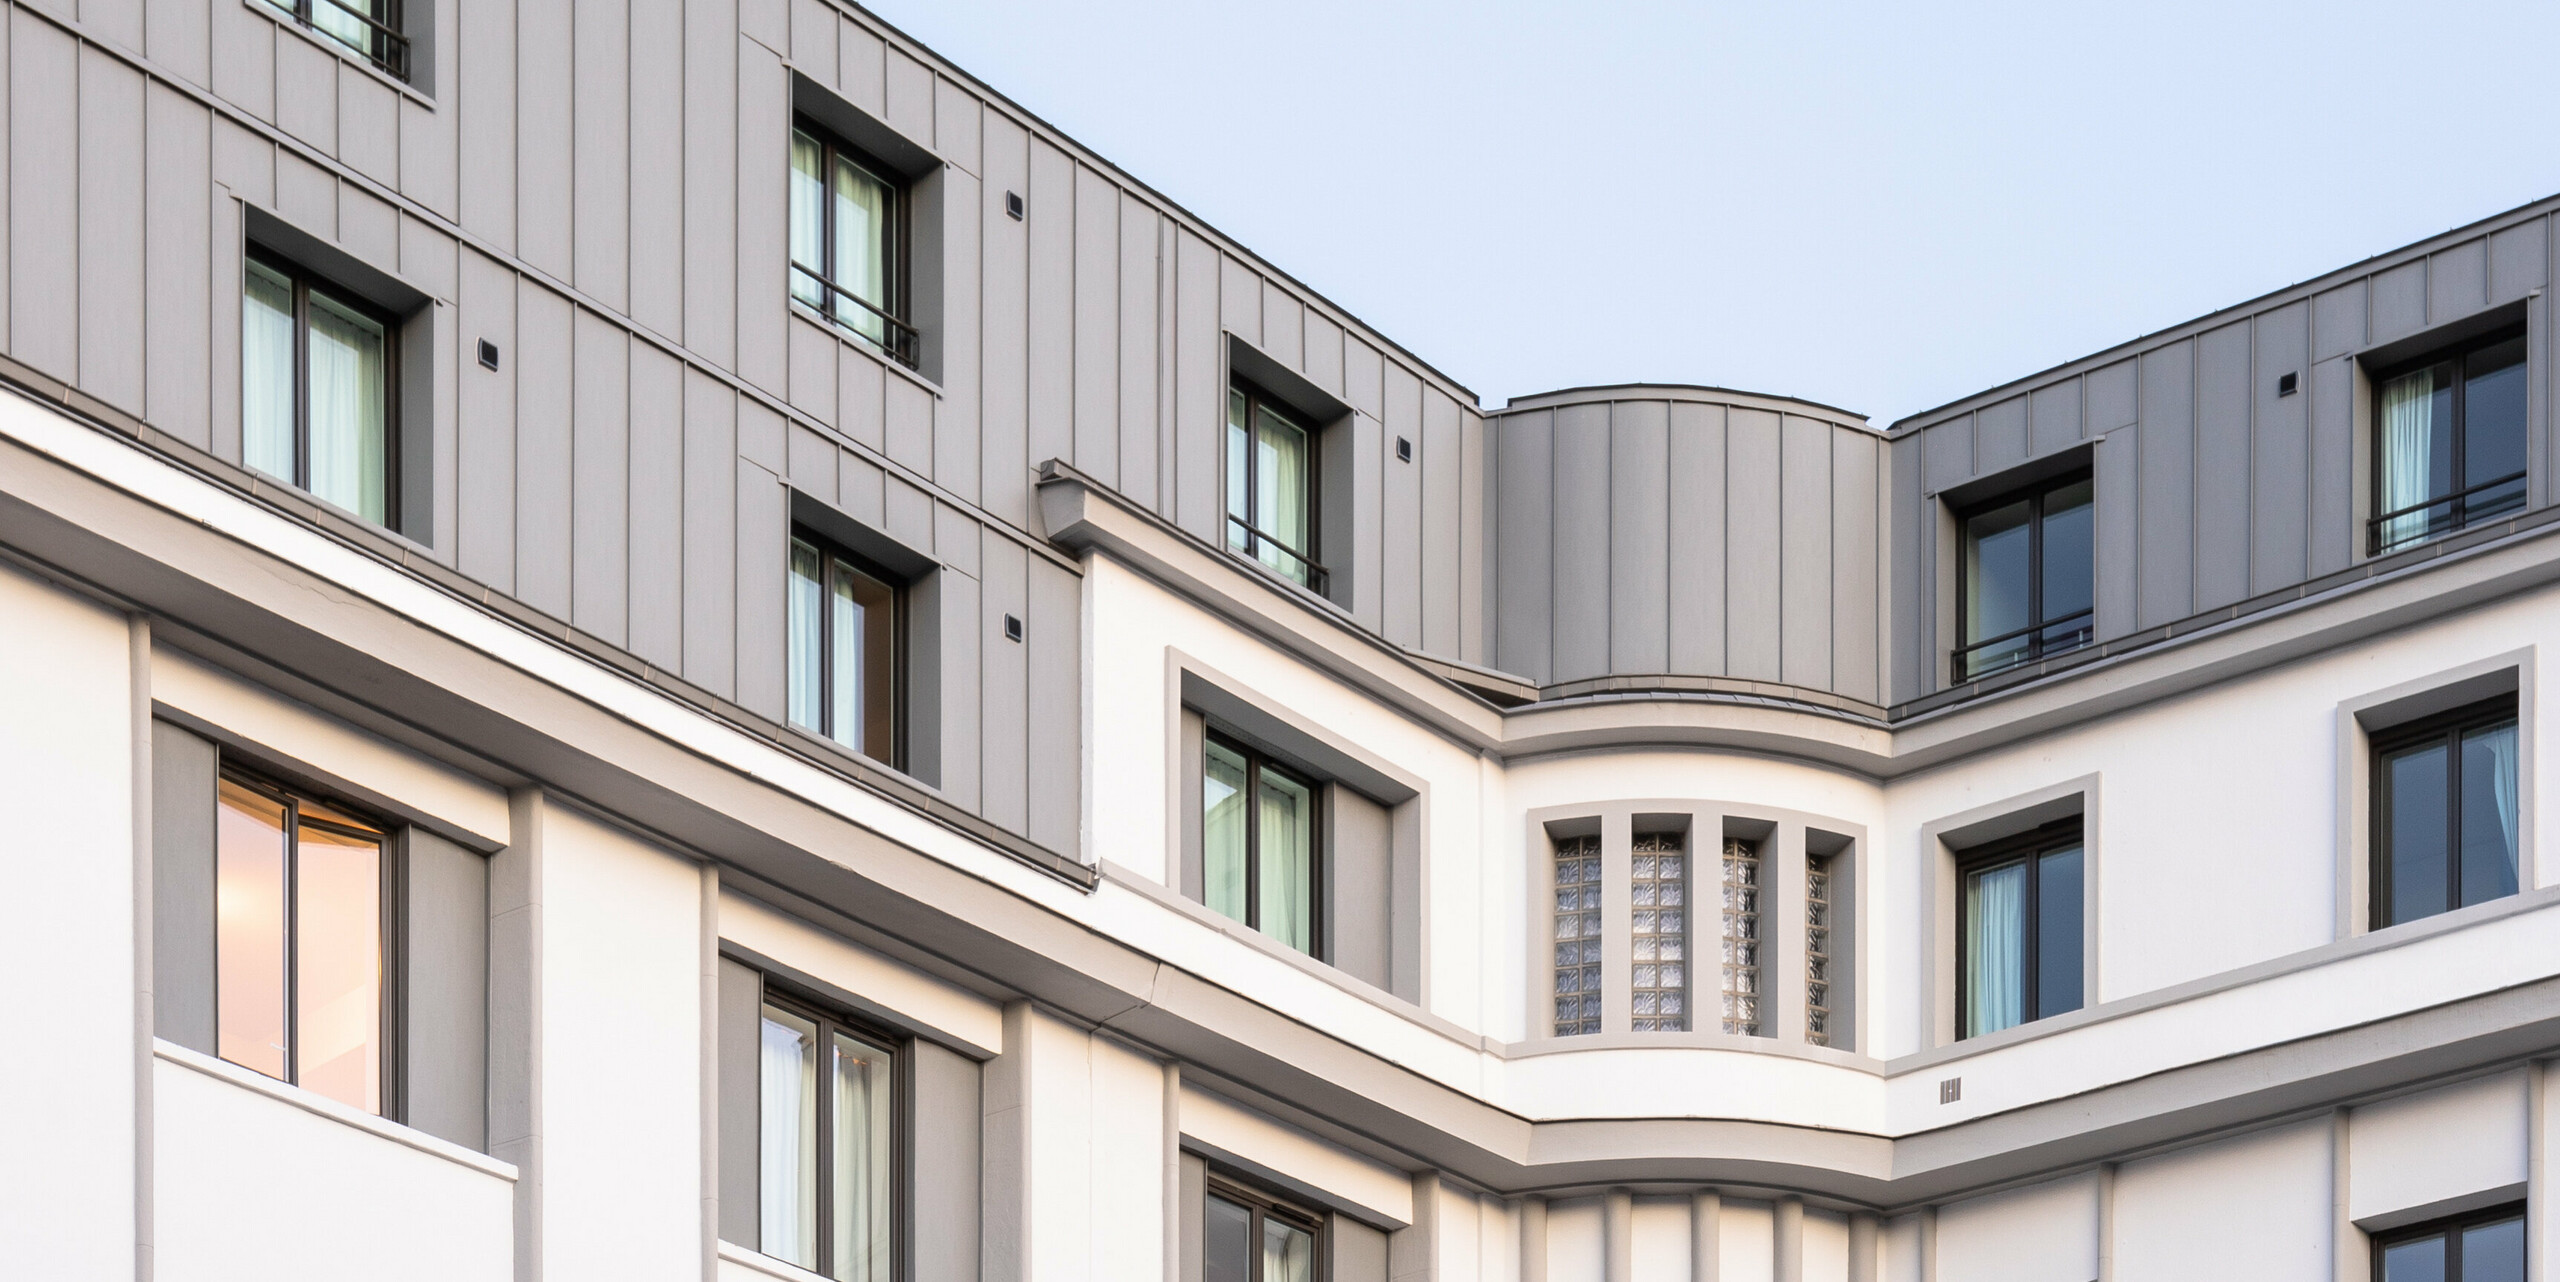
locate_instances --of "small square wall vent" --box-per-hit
[2277,371,2298,397]
[478,339,501,371]
[1396,436,1413,463]
[1003,613,1024,642]
[1005,191,1025,221]
[1939,1077,1962,1104]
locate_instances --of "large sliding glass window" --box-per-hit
[244,256,395,526]
[1203,1177,1322,1282]
[1202,733,1319,956]
[758,996,896,1282]
[2372,329,2527,555]
[1959,821,2084,1039]
[790,120,914,367]
[788,532,904,769]
[1955,473,2093,681]
[214,772,389,1113]
[2375,1204,2524,1282]
[1225,381,1322,591]
[2374,697,2521,929]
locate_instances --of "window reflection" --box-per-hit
[213,774,386,1113]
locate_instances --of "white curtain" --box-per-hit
[1257,768,1314,953]
[759,1014,818,1269]
[306,292,387,523]
[787,542,825,732]
[2379,369,2437,549]
[1262,1218,1316,1282]
[789,132,827,311]
[1203,743,1250,925]
[831,155,894,345]
[1254,407,1311,584]
[243,264,298,485]
[828,563,867,752]
[2480,722,2521,879]
[1965,863,2027,1036]
[830,1034,894,1282]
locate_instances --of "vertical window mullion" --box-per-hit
[292,278,311,493]
[2019,852,2039,1023]
[813,1013,834,1274]
[1243,758,1262,932]
[281,798,301,1085]
[2445,726,2464,912]
[2026,494,2044,656]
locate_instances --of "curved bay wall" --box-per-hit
[1484,386,1890,708]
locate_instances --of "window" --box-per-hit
[2374,1204,2524,1282]
[1203,1176,1322,1282]
[2374,697,2521,928]
[1717,836,1762,1036]
[1550,833,1602,1036]
[1806,850,1835,1047]
[1955,473,2093,681]
[256,0,410,79]
[788,532,904,768]
[244,254,397,526]
[215,771,392,1113]
[1203,734,1320,955]
[791,119,915,368]
[757,994,897,1282]
[1225,381,1323,591]
[1629,832,1689,1032]
[2372,328,2527,555]
[1958,820,2083,1038]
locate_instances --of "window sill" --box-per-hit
[242,0,433,108]
[789,303,941,400]
[717,1241,834,1282]
[240,466,429,559]
[153,1038,515,1181]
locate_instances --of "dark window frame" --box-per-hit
[1954,818,2083,1041]
[214,763,406,1118]
[245,247,404,530]
[756,983,909,1282]
[2367,324,2530,556]
[2370,1201,2526,1281]
[1225,378,1329,594]
[790,115,919,369]
[1951,469,2094,683]
[1204,1170,1328,1282]
[788,526,910,772]
[2371,695,2522,930]
[1203,729,1328,960]
[258,0,411,81]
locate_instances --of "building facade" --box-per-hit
[0,1,2552,1281]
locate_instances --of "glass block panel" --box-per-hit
[1806,850,1834,1047]
[1720,837,1761,1036]
[1552,834,1603,1036]
[1630,832,1689,1032]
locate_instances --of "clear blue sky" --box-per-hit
[866,0,2560,424]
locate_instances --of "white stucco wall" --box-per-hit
[0,564,135,1282]
[2113,1119,2331,1282]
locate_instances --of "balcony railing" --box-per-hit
[2367,470,2526,556]
[1226,516,1328,596]
[791,265,921,370]
[1951,609,2093,684]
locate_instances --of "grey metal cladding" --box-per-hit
[2192,322,2251,613]
[909,1039,983,1282]
[2137,341,2196,628]
[404,826,489,1151]
[1486,389,1883,703]
[716,957,763,1249]
[151,719,219,1055]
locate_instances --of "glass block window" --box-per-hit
[1629,833,1688,1032]
[1718,837,1761,1036]
[1805,852,1834,1047]
[1552,834,1602,1036]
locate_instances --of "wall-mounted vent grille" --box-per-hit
[1630,832,1688,1032]
[1552,835,1603,1036]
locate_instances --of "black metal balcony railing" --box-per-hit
[1951,609,2094,684]
[1226,515,1328,596]
[277,0,411,81]
[791,265,922,370]
[2367,470,2526,556]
